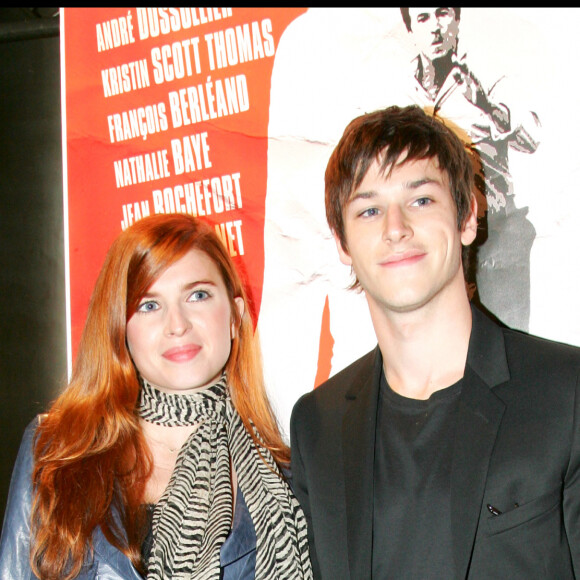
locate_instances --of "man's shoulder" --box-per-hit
[473,304,580,365]
[502,324,580,372]
[294,347,378,409]
[290,347,379,438]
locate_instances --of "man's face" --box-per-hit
[408,8,459,62]
[335,156,476,317]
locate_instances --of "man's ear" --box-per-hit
[231,297,245,339]
[461,194,478,246]
[332,231,352,266]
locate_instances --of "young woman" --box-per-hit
[0,214,312,579]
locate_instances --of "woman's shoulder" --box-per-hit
[0,416,45,579]
[3,415,48,516]
[9,416,44,480]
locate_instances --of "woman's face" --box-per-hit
[126,248,244,394]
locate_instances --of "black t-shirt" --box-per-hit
[372,371,462,579]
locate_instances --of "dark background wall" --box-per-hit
[0,9,65,525]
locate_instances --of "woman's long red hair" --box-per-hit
[30,214,288,579]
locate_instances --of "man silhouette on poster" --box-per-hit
[401,7,541,331]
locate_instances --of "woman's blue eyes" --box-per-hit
[137,301,159,313]
[136,290,210,313]
[188,290,209,302]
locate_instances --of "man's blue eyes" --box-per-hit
[360,208,380,217]
[359,199,431,217]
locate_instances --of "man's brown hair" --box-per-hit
[325,105,474,257]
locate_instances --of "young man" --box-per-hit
[290,105,580,579]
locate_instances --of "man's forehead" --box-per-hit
[348,155,449,199]
[375,151,444,177]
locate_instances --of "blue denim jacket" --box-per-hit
[0,419,256,579]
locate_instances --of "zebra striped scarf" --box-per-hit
[139,375,312,579]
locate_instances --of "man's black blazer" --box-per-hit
[291,306,580,579]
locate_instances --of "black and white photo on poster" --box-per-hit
[258,8,580,436]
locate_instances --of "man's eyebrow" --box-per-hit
[347,190,377,204]
[348,176,442,202]
[405,177,441,189]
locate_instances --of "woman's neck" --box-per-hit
[140,419,200,503]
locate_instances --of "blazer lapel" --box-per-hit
[451,306,509,578]
[342,347,382,580]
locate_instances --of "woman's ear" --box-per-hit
[231,297,245,339]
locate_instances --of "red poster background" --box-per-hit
[62,8,306,362]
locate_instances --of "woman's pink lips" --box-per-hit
[162,344,200,362]
[381,251,426,267]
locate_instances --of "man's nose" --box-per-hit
[382,205,412,243]
[430,17,443,32]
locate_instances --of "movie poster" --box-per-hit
[61,7,305,355]
[62,8,580,438]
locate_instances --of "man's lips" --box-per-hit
[431,36,445,50]
[162,344,201,362]
[380,251,426,267]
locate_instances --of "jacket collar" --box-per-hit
[341,306,508,579]
[90,485,256,575]
[451,305,507,576]
[466,304,510,387]
[342,347,382,579]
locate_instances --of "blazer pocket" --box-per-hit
[486,487,561,536]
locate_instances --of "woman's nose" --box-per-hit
[164,305,192,337]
